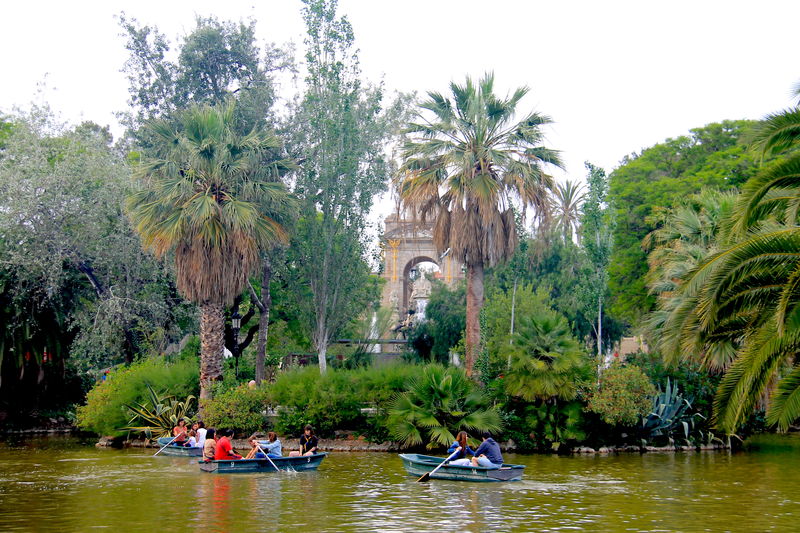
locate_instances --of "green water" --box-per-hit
[0,436,798,532]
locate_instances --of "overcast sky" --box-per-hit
[3,0,799,208]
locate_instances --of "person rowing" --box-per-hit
[446,431,476,466]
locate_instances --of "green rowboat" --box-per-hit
[399,453,525,482]
[156,437,203,457]
[200,452,328,473]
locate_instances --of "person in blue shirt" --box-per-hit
[446,431,475,466]
[258,431,283,458]
[471,431,504,468]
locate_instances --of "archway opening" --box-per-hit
[402,257,441,321]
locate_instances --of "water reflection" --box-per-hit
[1,439,800,532]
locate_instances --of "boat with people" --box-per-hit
[399,453,525,482]
[199,452,328,473]
[156,436,203,457]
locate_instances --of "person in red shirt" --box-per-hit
[213,429,242,460]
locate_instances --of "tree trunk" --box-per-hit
[507,277,518,370]
[199,302,225,408]
[465,262,485,378]
[318,342,328,374]
[255,257,272,385]
[597,295,603,358]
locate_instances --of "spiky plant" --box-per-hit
[398,73,562,377]
[122,383,196,439]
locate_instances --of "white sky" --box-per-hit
[3,0,799,217]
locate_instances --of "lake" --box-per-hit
[0,435,797,531]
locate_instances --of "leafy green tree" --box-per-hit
[119,14,293,136]
[287,0,404,373]
[388,364,502,448]
[126,103,293,401]
[398,73,562,376]
[579,162,614,357]
[608,120,762,325]
[0,108,193,421]
[409,282,466,363]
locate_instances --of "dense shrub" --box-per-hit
[202,384,271,435]
[76,357,199,436]
[586,363,655,426]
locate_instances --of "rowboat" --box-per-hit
[156,437,203,457]
[199,452,328,474]
[399,453,525,482]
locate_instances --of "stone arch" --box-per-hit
[401,255,439,311]
[380,212,464,318]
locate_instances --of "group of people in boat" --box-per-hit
[171,420,319,463]
[171,419,207,448]
[446,431,504,468]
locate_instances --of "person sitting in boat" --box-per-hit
[471,431,503,469]
[195,421,207,448]
[172,418,188,446]
[202,428,217,462]
[187,429,197,448]
[245,438,267,460]
[290,425,318,456]
[258,431,282,458]
[446,431,476,466]
[214,429,242,460]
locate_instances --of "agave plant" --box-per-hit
[122,383,197,439]
[640,378,704,445]
[388,364,502,449]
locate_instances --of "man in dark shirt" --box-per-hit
[471,431,503,468]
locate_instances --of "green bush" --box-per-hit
[76,357,199,436]
[270,364,425,439]
[202,384,271,435]
[586,363,655,426]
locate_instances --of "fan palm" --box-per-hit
[388,364,502,449]
[398,73,562,376]
[552,180,585,244]
[127,102,293,401]
[502,313,589,402]
[642,189,738,370]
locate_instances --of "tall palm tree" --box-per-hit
[398,73,562,376]
[552,180,585,244]
[127,102,293,401]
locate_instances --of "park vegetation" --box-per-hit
[2,0,800,451]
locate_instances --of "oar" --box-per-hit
[153,434,180,456]
[417,448,460,482]
[256,443,281,472]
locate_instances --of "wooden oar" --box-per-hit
[153,434,180,456]
[417,449,461,482]
[256,443,281,472]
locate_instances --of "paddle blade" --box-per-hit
[416,473,430,482]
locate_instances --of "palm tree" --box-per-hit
[502,313,589,402]
[398,73,562,376]
[664,91,800,434]
[388,364,502,448]
[127,102,293,401]
[552,180,585,244]
[642,189,738,371]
